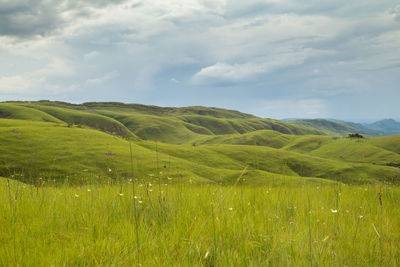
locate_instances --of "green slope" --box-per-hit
[94,110,210,144]
[282,135,400,167]
[288,119,380,136]
[1,101,400,186]
[16,100,256,119]
[368,135,400,154]
[307,139,400,165]
[138,141,400,184]
[0,103,63,123]
[179,115,324,136]
[4,101,324,144]
[25,104,135,138]
[0,119,325,185]
[86,102,257,119]
[282,135,334,153]
[197,130,297,148]
[1,118,399,185]
[88,103,325,140]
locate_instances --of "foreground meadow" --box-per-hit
[1,178,399,266]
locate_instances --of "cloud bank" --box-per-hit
[0,0,399,120]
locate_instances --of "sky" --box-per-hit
[0,0,399,122]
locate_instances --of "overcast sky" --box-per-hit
[0,0,399,121]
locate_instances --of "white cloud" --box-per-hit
[191,47,315,84]
[258,98,327,118]
[0,57,75,94]
[0,75,34,94]
[85,71,120,86]
[387,4,400,20]
[192,62,263,83]
[170,78,180,83]
[84,50,99,61]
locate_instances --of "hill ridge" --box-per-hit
[1,101,324,143]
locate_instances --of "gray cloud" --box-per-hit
[0,0,131,38]
[0,1,61,37]
[0,0,399,120]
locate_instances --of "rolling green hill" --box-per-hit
[368,135,400,154]
[3,101,324,144]
[95,110,208,144]
[287,119,380,136]
[197,130,297,148]
[0,103,63,123]
[1,101,400,185]
[0,118,332,185]
[24,104,136,138]
[1,117,400,185]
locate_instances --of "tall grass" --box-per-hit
[0,178,399,266]
[129,143,140,266]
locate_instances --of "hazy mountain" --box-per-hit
[287,119,381,136]
[366,119,400,135]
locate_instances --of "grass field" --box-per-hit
[1,178,399,266]
[1,101,400,265]
[1,117,400,185]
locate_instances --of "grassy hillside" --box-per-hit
[3,101,323,144]
[94,110,210,144]
[198,131,400,170]
[197,130,297,148]
[0,103,63,123]
[1,101,400,186]
[1,118,399,185]
[84,102,257,119]
[368,135,400,154]
[0,119,212,184]
[1,118,328,185]
[307,139,400,165]
[282,135,334,153]
[288,119,380,136]
[179,115,323,136]
[25,104,135,138]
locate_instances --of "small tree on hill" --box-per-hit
[348,133,364,138]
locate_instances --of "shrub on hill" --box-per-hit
[348,133,364,138]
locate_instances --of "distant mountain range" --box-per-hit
[285,118,400,136]
[365,119,400,135]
